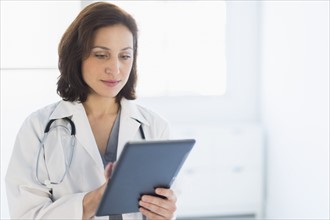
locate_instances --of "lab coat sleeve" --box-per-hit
[5,115,87,219]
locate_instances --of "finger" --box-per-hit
[139,200,167,218]
[139,199,175,219]
[139,206,171,220]
[155,188,177,202]
[142,189,177,210]
[104,162,114,180]
[139,195,176,217]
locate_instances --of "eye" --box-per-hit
[94,52,109,59]
[121,54,132,60]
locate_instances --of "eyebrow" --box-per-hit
[92,46,133,51]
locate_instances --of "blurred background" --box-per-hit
[1,1,329,219]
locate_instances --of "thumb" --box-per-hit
[104,162,114,180]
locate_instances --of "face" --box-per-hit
[82,24,134,100]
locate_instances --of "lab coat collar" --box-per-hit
[49,99,150,127]
[49,100,79,120]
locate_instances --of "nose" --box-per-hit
[105,58,120,75]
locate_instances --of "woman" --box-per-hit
[5,2,177,219]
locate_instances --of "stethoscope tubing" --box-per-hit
[35,118,76,187]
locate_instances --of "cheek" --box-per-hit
[82,59,98,81]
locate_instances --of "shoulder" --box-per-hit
[13,101,63,144]
[120,98,170,139]
[21,100,80,134]
[136,104,168,126]
[26,100,82,122]
[135,103,170,139]
[25,101,62,123]
[121,98,168,126]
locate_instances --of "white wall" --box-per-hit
[138,1,261,124]
[260,1,329,219]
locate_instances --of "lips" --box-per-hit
[101,79,120,87]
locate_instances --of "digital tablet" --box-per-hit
[95,139,195,216]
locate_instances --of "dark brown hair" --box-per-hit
[57,2,138,102]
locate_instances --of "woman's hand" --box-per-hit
[82,163,114,219]
[139,188,177,220]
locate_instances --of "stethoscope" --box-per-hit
[35,117,76,188]
[35,117,145,188]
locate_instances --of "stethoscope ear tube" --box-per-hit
[36,117,76,188]
[44,119,56,133]
[63,117,76,135]
[134,118,146,140]
[44,117,76,135]
[139,125,145,140]
[35,136,45,186]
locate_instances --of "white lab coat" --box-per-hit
[5,98,170,219]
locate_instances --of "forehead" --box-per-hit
[92,24,133,48]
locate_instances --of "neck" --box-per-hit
[82,95,119,118]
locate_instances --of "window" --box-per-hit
[108,1,227,97]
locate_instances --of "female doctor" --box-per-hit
[5,2,177,220]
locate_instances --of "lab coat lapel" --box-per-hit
[49,101,104,172]
[73,105,104,170]
[117,111,140,157]
[117,99,148,157]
